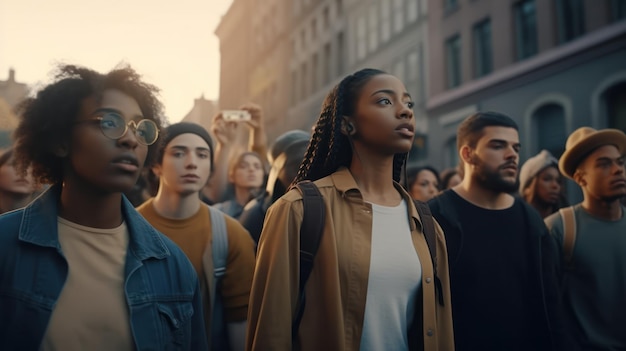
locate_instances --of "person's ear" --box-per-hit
[151,164,162,178]
[460,145,473,165]
[341,117,356,136]
[573,169,586,187]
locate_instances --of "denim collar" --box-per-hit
[18,183,170,260]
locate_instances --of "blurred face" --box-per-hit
[467,126,520,193]
[410,169,439,202]
[0,155,34,195]
[534,166,562,205]
[69,89,148,193]
[351,74,415,155]
[231,154,264,189]
[576,145,626,202]
[154,133,212,196]
[446,174,462,189]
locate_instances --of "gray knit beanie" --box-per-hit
[518,150,559,194]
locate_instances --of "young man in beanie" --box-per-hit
[544,127,626,350]
[428,111,566,351]
[137,122,256,351]
[519,150,568,218]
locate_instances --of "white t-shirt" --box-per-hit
[360,200,422,351]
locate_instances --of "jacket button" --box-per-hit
[427,329,434,337]
[425,277,432,283]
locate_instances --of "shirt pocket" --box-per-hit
[156,301,195,350]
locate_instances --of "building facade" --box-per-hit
[0,69,29,147]
[285,0,430,164]
[215,0,293,143]
[427,0,626,166]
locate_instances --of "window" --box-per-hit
[311,19,317,40]
[312,53,319,91]
[323,6,330,27]
[444,0,458,12]
[407,49,420,102]
[393,59,405,82]
[533,103,567,158]
[603,82,626,133]
[446,34,462,88]
[357,14,367,60]
[555,0,585,43]
[611,0,626,22]
[337,31,345,75]
[514,0,538,60]
[393,0,405,33]
[407,0,419,23]
[324,42,332,85]
[291,70,298,106]
[368,3,379,52]
[473,18,492,78]
[381,0,392,42]
[300,62,308,100]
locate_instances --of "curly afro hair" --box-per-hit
[12,64,165,185]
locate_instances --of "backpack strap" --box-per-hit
[207,205,229,349]
[292,181,325,346]
[559,206,577,268]
[413,199,444,306]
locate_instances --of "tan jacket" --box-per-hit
[246,168,454,351]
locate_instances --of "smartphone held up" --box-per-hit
[222,110,251,122]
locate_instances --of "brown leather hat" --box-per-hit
[559,127,626,179]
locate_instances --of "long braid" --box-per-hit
[393,152,408,184]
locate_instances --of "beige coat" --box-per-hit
[246,168,454,351]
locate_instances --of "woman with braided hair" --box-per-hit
[246,69,454,351]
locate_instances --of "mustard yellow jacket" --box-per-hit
[246,168,454,351]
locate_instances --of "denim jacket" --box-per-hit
[0,185,208,351]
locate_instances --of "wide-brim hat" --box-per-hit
[559,127,626,179]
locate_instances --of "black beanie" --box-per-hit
[158,122,214,164]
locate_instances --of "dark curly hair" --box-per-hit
[293,68,408,185]
[12,64,165,185]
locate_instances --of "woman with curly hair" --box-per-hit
[246,68,454,351]
[0,64,207,350]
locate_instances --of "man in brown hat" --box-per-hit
[545,126,626,350]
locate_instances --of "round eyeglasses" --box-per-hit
[76,112,160,146]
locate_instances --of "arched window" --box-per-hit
[532,103,567,158]
[602,81,626,133]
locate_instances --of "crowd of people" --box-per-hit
[0,63,625,351]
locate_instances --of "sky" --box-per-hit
[0,0,234,123]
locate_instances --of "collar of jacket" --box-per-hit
[17,183,171,261]
[328,167,423,232]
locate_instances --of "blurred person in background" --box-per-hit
[213,151,266,220]
[519,150,568,218]
[239,129,310,244]
[0,147,37,214]
[439,167,462,191]
[204,104,268,204]
[407,165,440,202]
[0,64,207,351]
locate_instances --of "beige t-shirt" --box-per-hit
[41,217,134,351]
